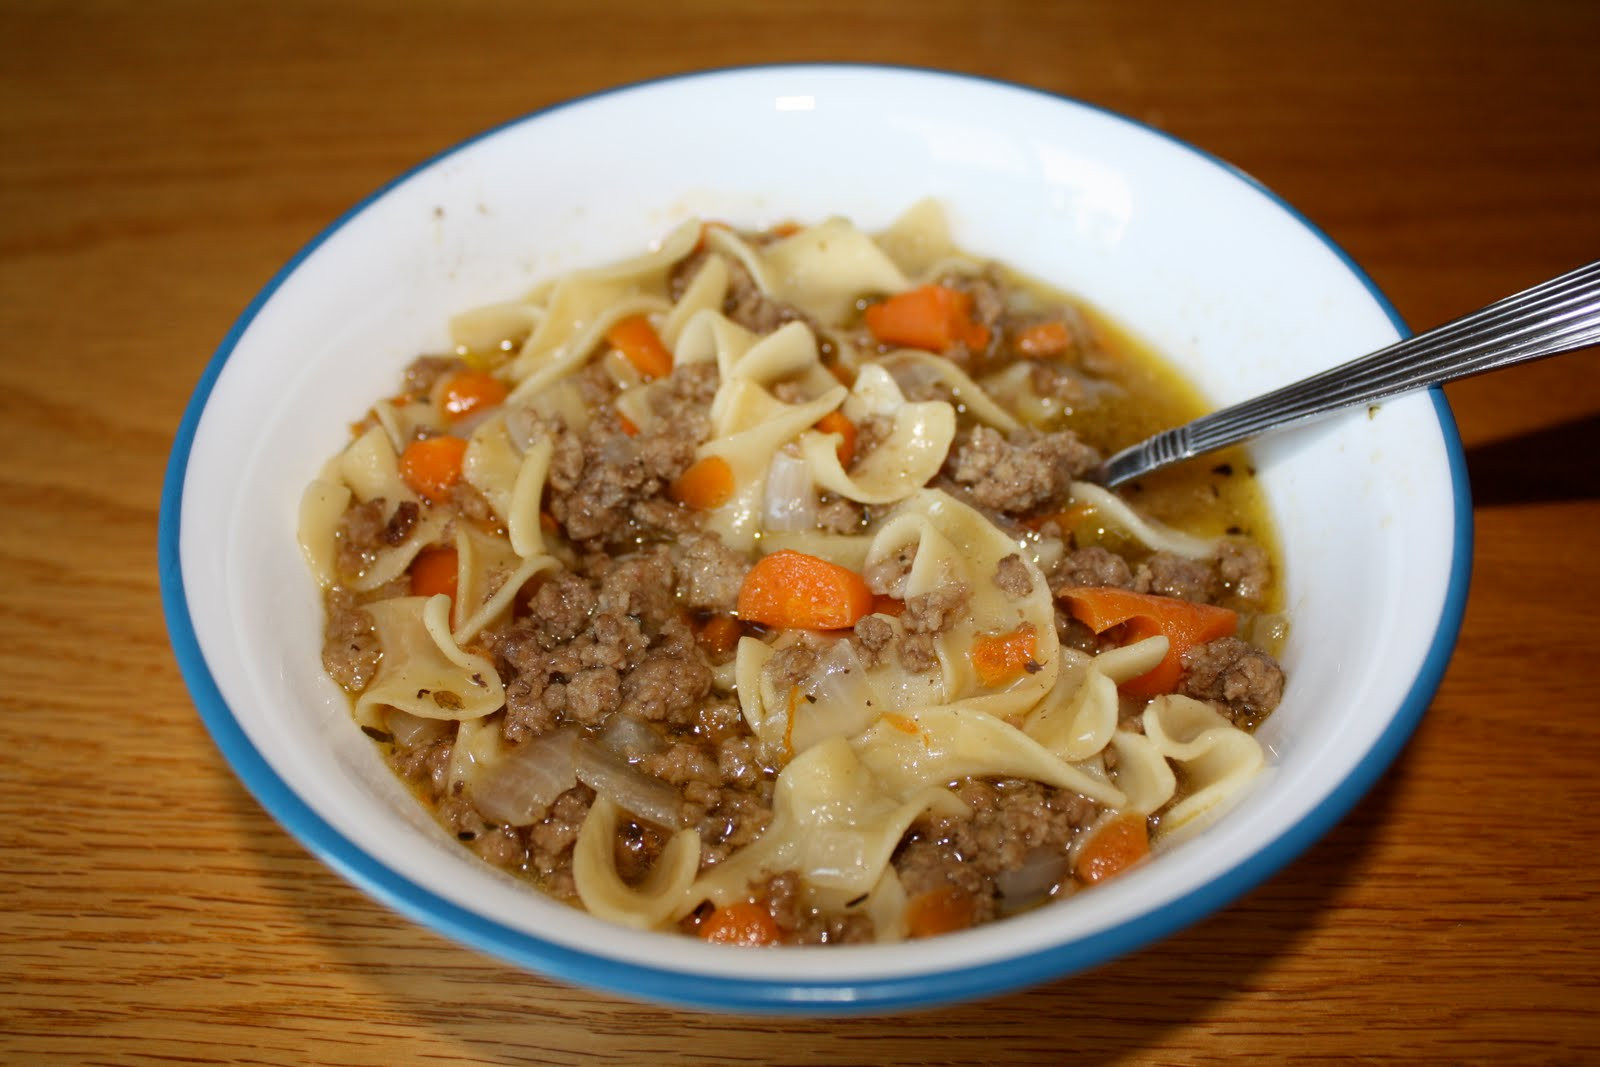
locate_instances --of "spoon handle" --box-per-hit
[1097,259,1600,488]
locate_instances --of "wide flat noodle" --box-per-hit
[1024,638,1166,760]
[752,216,910,324]
[852,707,1125,808]
[573,797,701,930]
[354,594,504,729]
[504,219,699,394]
[865,867,910,943]
[449,300,542,354]
[337,425,418,506]
[861,489,1060,721]
[699,382,846,552]
[800,364,956,506]
[708,319,839,429]
[1067,481,1220,560]
[1104,728,1177,817]
[506,434,554,560]
[677,736,966,918]
[445,715,501,795]
[347,508,451,594]
[878,350,1023,433]
[461,413,521,526]
[373,396,438,458]
[506,293,670,404]
[1142,694,1265,837]
[875,198,958,279]
[756,530,875,576]
[733,635,778,747]
[660,252,729,349]
[451,523,560,645]
[298,479,351,588]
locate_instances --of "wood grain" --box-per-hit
[4,1,1599,1062]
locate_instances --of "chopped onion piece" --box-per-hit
[762,450,819,532]
[574,738,686,830]
[995,846,1069,912]
[386,709,449,750]
[598,713,666,760]
[787,638,884,752]
[466,727,578,826]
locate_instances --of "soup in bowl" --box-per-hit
[160,65,1469,1012]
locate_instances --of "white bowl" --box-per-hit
[160,65,1470,1013]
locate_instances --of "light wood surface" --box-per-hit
[5,2,1599,1062]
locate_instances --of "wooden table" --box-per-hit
[5,2,1598,1062]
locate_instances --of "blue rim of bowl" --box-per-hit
[158,63,1472,1015]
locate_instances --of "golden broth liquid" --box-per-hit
[995,267,1284,617]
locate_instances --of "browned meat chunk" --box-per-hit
[1051,545,1134,592]
[865,542,917,597]
[816,495,865,533]
[333,497,389,582]
[322,591,379,691]
[673,532,749,613]
[1134,551,1217,603]
[764,871,875,945]
[852,614,895,668]
[403,355,468,397]
[947,425,1099,514]
[1216,538,1271,606]
[993,553,1034,598]
[902,582,972,635]
[1181,636,1286,724]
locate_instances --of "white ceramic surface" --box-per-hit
[160,65,1470,1013]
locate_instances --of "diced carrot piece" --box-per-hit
[605,314,673,380]
[905,885,977,939]
[871,594,906,617]
[698,614,744,658]
[1058,587,1238,699]
[698,900,782,946]
[1013,320,1074,359]
[409,546,459,600]
[969,624,1039,687]
[434,369,508,422]
[814,410,858,467]
[1075,814,1150,885]
[881,712,920,735]
[864,284,990,352]
[736,550,875,631]
[670,455,735,510]
[617,413,640,437]
[399,435,468,503]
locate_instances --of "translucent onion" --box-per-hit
[788,638,884,752]
[504,379,591,452]
[386,709,449,750]
[598,713,666,760]
[994,846,1070,912]
[762,450,819,533]
[466,727,578,826]
[574,738,686,830]
[447,405,500,441]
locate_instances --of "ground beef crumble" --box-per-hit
[946,425,1100,515]
[1181,635,1286,725]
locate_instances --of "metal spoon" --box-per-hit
[1094,260,1600,488]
